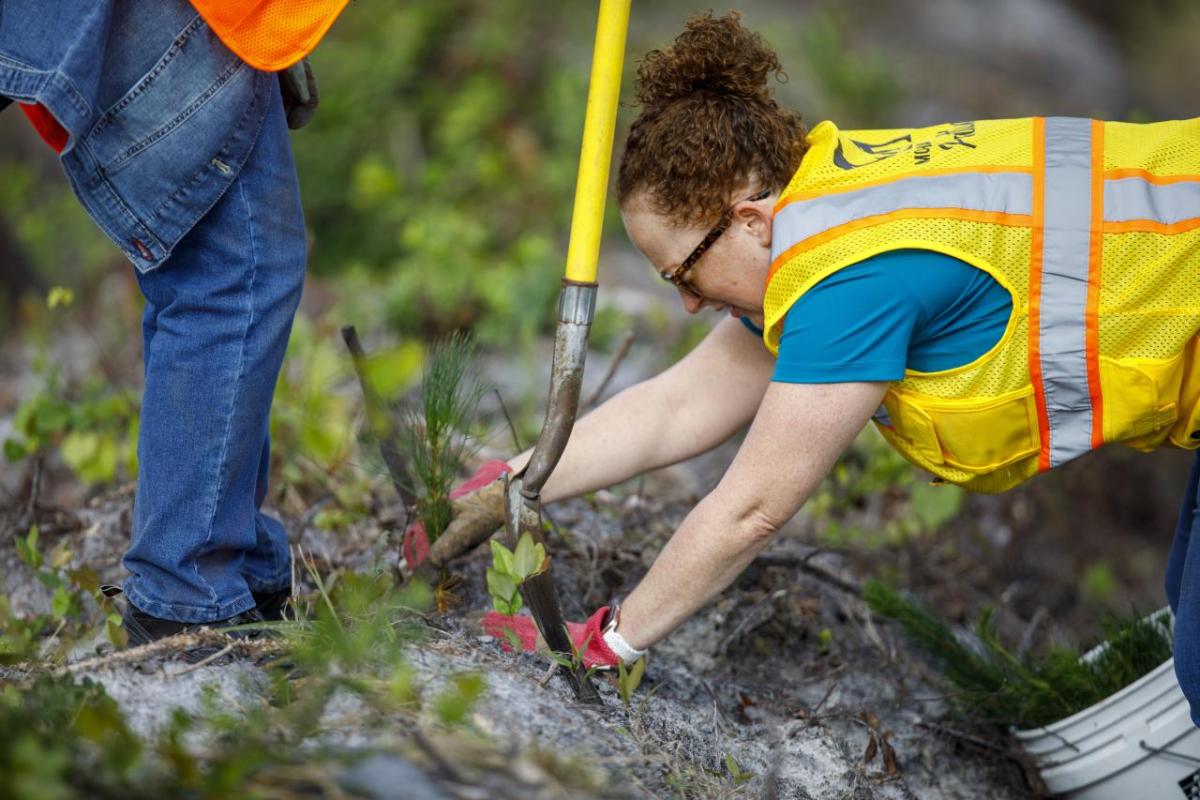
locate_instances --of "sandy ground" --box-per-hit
[3,474,1042,799]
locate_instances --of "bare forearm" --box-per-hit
[507,319,773,503]
[610,381,890,652]
[506,375,687,502]
[616,494,773,648]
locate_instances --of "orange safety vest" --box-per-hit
[188,0,350,72]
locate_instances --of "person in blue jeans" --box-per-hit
[0,0,318,644]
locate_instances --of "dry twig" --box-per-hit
[584,330,635,410]
[55,630,283,676]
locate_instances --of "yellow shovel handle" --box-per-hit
[563,0,631,285]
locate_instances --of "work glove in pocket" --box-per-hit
[279,58,318,130]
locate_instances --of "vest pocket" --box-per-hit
[1100,354,1182,451]
[884,386,1039,473]
[1167,337,1200,449]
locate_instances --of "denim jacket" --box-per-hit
[0,0,274,272]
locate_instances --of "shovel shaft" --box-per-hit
[564,0,630,284]
[500,0,628,704]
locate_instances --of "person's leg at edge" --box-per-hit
[244,430,293,605]
[1167,451,1200,727]
[121,79,306,624]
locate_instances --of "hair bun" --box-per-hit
[635,11,781,109]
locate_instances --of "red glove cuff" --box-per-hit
[581,606,621,669]
[450,459,511,499]
[401,460,511,568]
[481,606,622,670]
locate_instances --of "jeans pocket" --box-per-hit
[85,13,249,176]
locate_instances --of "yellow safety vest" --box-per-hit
[763,117,1200,493]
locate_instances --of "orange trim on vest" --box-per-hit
[188,0,350,71]
[1102,218,1200,235]
[1103,168,1200,185]
[774,165,1036,210]
[766,207,1034,284]
[1027,117,1052,472]
[1086,119,1105,449]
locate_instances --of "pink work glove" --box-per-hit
[401,459,511,568]
[482,606,622,670]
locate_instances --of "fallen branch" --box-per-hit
[340,325,418,510]
[915,720,1018,756]
[755,549,863,596]
[168,643,235,677]
[55,630,283,677]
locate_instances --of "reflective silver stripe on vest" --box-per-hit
[1038,117,1095,467]
[872,403,893,427]
[1104,177,1200,224]
[771,171,1034,261]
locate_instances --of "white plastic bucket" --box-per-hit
[1013,607,1200,799]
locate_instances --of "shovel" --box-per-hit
[504,0,630,704]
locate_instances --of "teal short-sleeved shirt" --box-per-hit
[742,249,1012,382]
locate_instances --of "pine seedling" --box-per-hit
[399,332,488,544]
[864,579,1175,729]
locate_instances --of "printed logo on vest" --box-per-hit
[833,122,978,170]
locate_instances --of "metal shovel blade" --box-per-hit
[504,281,600,703]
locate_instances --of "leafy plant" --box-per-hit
[294,2,597,349]
[1080,560,1119,607]
[0,559,496,798]
[808,426,965,549]
[722,752,753,784]
[3,289,140,487]
[270,314,373,507]
[432,673,485,726]
[0,675,145,800]
[486,533,548,616]
[864,579,1174,728]
[617,657,647,708]
[3,525,125,664]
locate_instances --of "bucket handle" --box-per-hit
[1139,739,1200,766]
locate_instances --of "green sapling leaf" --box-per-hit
[486,568,519,613]
[3,438,27,462]
[513,532,537,579]
[502,627,524,653]
[51,586,73,619]
[15,525,41,570]
[490,539,515,575]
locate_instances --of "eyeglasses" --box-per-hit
[660,188,771,299]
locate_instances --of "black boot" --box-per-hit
[251,587,293,622]
[112,588,272,664]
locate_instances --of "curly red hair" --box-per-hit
[617,11,808,226]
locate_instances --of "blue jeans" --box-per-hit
[0,0,273,271]
[1166,451,1200,727]
[122,79,304,622]
[0,0,302,622]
